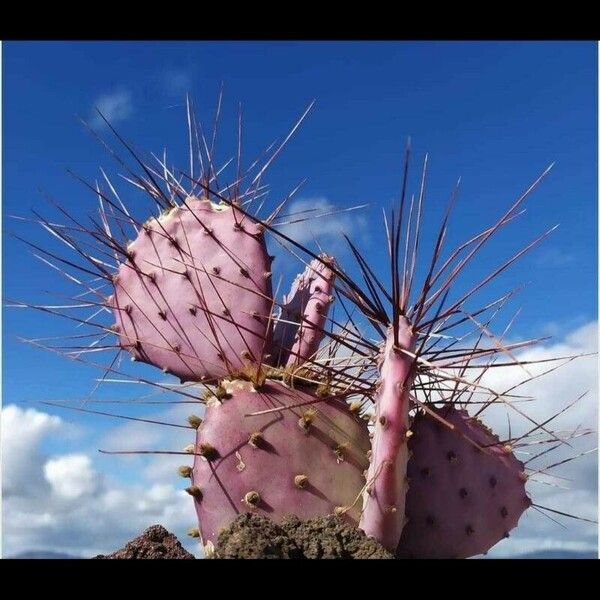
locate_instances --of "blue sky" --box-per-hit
[2,41,598,557]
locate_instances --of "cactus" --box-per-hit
[397,405,529,558]
[359,320,416,551]
[272,254,336,369]
[190,379,369,547]
[13,95,594,559]
[111,197,273,382]
[325,148,594,554]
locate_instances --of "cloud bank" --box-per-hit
[2,403,199,557]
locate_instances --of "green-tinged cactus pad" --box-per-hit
[190,379,370,547]
[110,198,273,382]
[396,406,529,559]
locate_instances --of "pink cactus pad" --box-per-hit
[272,254,336,369]
[190,379,370,548]
[359,319,417,551]
[110,197,273,382]
[396,405,529,559]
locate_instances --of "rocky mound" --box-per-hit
[94,525,195,559]
[214,513,393,559]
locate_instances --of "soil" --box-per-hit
[94,524,195,559]
[94,515,393,559]
[214,513,393,559]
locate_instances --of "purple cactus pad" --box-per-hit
[396,405,529,559]
[110,198,273,382]
[190,379,370,548]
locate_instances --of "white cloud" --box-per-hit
[274,197,368,257]
[464,320,598,557]
[44,455,99,500]
[100,402,196,454]
[476,320,597,436]
[2,405,62,497]
[2,402,201,558]
[90,90,133,128]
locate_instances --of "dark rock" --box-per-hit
[214,513,393,559]
[94,525,195,559]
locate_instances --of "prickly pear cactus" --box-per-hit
[272,255,336,369]
[187,379,370,548]
[396,405,530,559]
[18,94,589,560]
[359,319,416,551]
[110,197,273,382]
